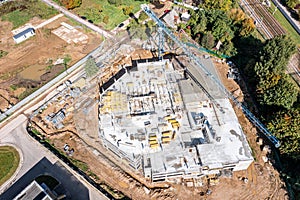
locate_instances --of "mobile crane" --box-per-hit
[141,4,280,148]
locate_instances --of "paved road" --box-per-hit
[0,157,90,200]
[0,115,58,194]
[41,0,112,38]
[0,115,108,200]
[272,0,300,34]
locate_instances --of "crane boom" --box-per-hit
[141,4,280,148]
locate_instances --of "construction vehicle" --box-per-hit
[140,4,280,148]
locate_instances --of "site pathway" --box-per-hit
[41,0,113,38]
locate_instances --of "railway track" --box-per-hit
[241,0,286,39]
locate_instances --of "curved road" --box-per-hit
[41,0,113,38]
[0,115,108,200]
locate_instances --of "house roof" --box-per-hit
[13,181,53,200]
[181,12,190,20]
[163,10,179,28]
[13,27,35,39]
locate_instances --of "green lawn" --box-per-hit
[73,0,145,30]
[2,10,32,28]
[0,146,20,186]
[269,2,300,45]
[0,0,58,28]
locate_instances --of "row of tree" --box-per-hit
[191,1,300,196]
[254,36,298,109]
[183,7,255,56]
[250,35,300,198]
[253,36,299,159]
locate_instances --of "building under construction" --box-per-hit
[98,58,253,183]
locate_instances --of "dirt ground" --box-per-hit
[209,60,288,200]
[0,16,101,112]
[30,48,288,199]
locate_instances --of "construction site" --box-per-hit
[28,6,288,199]
[0,13,101,115]
[98,58,253,183]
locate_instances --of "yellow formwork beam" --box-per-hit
[162,132,172,137]
[168,119,177,123]
[149,140,158,145]
[150,144,159,149]
[162,137,171,143]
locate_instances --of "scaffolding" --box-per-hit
[140,4,280,148]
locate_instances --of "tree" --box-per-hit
[254,36,296,78]
[63,54,71,68]
[138,12,148,22]
[123,6,133,15]
[239,18,255,36]
[201,32,215,49]
[229,8,245,25]
[268,108,300,160]
[286,0,298,8]
[61,0,82,9]
[257,75,299,109]
[254,36,298,109]
[220,41,237,56]
[96,5,103,12]
[212,18,233,41]
[190,11,207,35]
[85,57,98,78]
[128,20,148,40]
[103,15,109,24]
[202,0,233,11]
[192,14,207,34]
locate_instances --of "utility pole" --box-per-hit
[273,6,278,15]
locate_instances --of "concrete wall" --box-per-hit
[233,159,253,172]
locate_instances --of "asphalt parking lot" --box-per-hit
[0,157,90,200]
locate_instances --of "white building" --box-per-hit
[181,12,191,21]
[13,181,56,200]
[98,59,253,183]
[13,27,35,44]
[162,10,179,29]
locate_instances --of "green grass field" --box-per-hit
[0,146,20,186]
[2,10,32,28]
[73,0,145,30]
[0,0,58,28]
[269,2,300,45]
